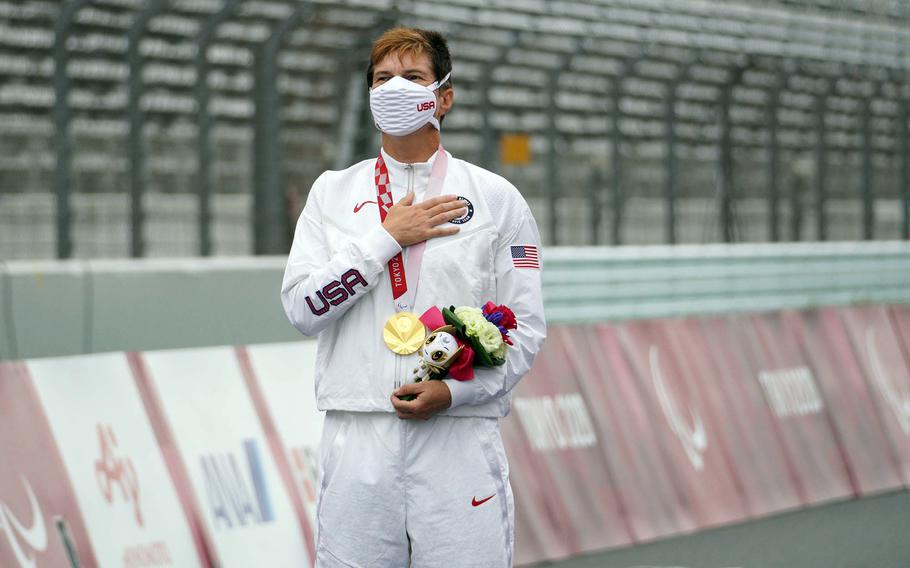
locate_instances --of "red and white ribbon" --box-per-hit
[374,147,449,313]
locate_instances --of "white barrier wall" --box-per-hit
[244,342,323,528]
[3,305,910,567]
[140,347,312,568]
[27,354,205,568]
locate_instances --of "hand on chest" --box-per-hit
[346,172,483,239]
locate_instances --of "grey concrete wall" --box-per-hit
[1,258,300,360]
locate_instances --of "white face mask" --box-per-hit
[369,72,451,137]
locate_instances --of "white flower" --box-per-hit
[455,306,503,354]
[455,307,486,335]
[477,321,504,353]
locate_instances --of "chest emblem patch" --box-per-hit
[449,196,474,225]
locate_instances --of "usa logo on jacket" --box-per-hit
[448,196,474,225]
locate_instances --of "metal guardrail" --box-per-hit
[544,241,910,322]
[1,241,909,360]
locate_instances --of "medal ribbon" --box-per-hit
[374,146,449,313]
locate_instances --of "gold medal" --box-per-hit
[383,312,426,355]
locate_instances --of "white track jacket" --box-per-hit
[281,148,546,418]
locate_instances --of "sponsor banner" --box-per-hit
[502,402,565,566]
[698,316,805,516]
[128,353,218,568]
[27,353,206,568]
[613,320,747,528]
[743,313,854,503]
[575,324,696,541]
[840,307,910,487]
[507,328,632,562]
[0,361,98,568]
[139,347,311,568]
[238,343,319,560]
[787,309,904,494]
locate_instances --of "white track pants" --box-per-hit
[314,411,514,567]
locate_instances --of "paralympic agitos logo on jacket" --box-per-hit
[306,269,368,316]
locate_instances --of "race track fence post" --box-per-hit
[195,0,245,257]
[718,59,750,243]
[127,0,170,258]
[252,1,320,255]
[665,50,701,245]
[53,0,92,259]
[609,45,648,246]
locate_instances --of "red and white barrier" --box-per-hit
[0,361,98,568]
[739,313,855,504]
[27,353,206,568]
[572,324,698,541]
[3,305,910,567]
[507,326,632,564]
[137,347,312,568]
[696,316,804,517]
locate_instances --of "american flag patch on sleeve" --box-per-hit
[511,245,540,269]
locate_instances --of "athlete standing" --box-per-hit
[281,27,546,567]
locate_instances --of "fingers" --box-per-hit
[391,395,416,412]
[430,209,467,226]
[393,382,423,397]
[431,226,460,238]
[392,396,419,420]
[391,387,421,412]
[418,194,460,210]
[425,198,466,217]
[384,193,463,248]
[391,386,435,421]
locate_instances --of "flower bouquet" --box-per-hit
[398,302,517,400]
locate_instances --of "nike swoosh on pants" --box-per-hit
[472,494,495,507]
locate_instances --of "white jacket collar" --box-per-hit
[379,147,440,171]
[379,147,441,196]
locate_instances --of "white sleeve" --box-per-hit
[442,204,547,408]
[281,173,401,337]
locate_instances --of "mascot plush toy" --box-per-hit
[411,326,463,383]
[396,307,478,401]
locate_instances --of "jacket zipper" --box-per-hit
[394,164,414,395]
[406,163,414,197]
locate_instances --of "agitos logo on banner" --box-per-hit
[0,477,47,568]
[200,439,275,529]
[93,423,174,568]
[95,423,143,527]
[866,327,910,435]
[649,345,707,471]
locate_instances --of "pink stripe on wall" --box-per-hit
[698,316,805,516]
[841,307,910,488]
[741,313,855,504]
[789,308,905,495]
[585,323,696,541]
[0,361,99,568]
[234,346,317,564]
[614,319,747,528]
[127,352,219,568]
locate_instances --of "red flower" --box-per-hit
[482,302,517,330]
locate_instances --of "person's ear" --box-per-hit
[437,86,454,120]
